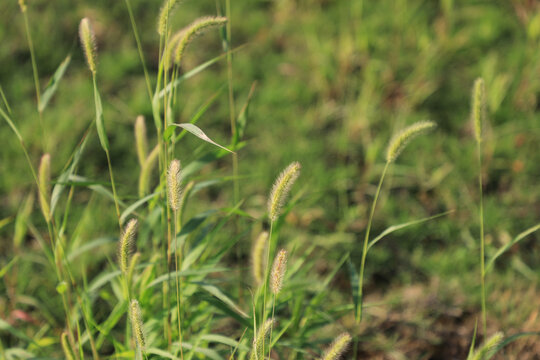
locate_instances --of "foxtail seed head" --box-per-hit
[385,121,436,163]
[38,154,51,223]
[135,116,148,167]
[119,219,137,275]
[157,0,181,36]
[167,159,182,211]
[79,18,97,74]
[249,319,275,360]
[469,332,503,360]
[173,16,228,65]
[320,332,352,360]
[138,144,160,197]
[268,161,301,222]
[130,299,146,350]
[271,249,287,295]
[251,231,269,286]
[471,78,485,143]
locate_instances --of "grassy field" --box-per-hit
[1,0,540,358]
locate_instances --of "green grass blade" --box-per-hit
[486,223,540,273]
[367,210,453,251]
[92,76,109,151]
[38,54,71,112]
[172,123,234,153]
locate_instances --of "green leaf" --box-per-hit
[235,81,256,144]
[50,128,91,215]
[347,257,360,322]
[120,191,160,224]
[173,123,234,153]
[367,210,453,251]
[92,76,109,151]
[39,54,71,112]
[486,223,540,273]
[0,106,22,141]
[0,256,19,278]
[67,237,116,262]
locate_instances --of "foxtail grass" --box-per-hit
[472,77,487,335]
[268,249,287,358]
[130,299,146,356]
[38,153,51,223]
[320,332,352,360]
[79,17,122,229]
[135,116,148,167]
[167,159,184,359]
[249,319,274,360]
[252,231,269,287]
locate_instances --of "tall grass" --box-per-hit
[3,1,540,359]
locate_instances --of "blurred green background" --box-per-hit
[1,0,540,357]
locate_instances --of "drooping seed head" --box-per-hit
[135,115,148,167]
[471,78,485,143]
[320,332,352,360]
[268,161,301,222]
[60,331,75,360]
[470,332,503,360]
[249,319,275,360]
[167,159,182,211]
[79,18,97,74]
[130,299,146,350]
[38,154,51,223]
[157,0,181,36]
[271,249,287,295]
[173,16,228,65]
[251,231,269,286]
[385,121,437,163]
[119,219,137,275]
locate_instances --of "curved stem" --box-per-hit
[357,161,389,323]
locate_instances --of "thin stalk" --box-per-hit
[91,74,121,229]
[357,161,389,323]
[353,161,389,357]
[477,141,487,336]
[21,7,47,150]
[173,210,185,360]
[260,222,274,358]
[124,0,153,101]
[268,294,277,359]
[105,149,121,229]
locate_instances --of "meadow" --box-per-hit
[1,0,540,359]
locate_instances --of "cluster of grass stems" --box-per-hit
[2,1,540,359]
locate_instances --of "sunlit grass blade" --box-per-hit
[39,54,71,112]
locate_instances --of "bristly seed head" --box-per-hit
[268,161,301,222]
[18,0,27,12]
[135,115,148,167]
[251,231,269,286]
[173,16,228,65]
[79,18,97,74]
[167,159,182,211]
[320,332,352,360]
[119,219,138,275]
[157,0,181,36]
[38,154,51,223]
[470,332,504,360]
[249,319,275,360]
[385,121,436,163]
[130,299,146,351]
[471,77,485,143]
[271,249,287,295]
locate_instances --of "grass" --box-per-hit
[1,0,540,359]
